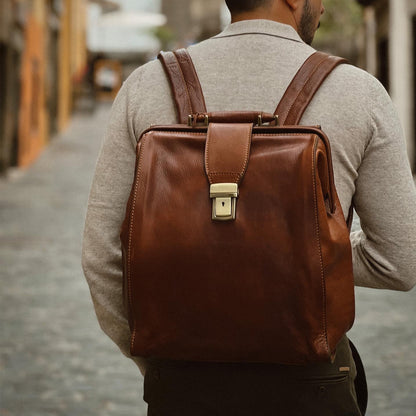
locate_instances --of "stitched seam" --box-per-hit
[176,53,197,111]
[148,131,312,137]
[211,32,303,44]
[172,54,193,117]
[209,176,240,182]
[208,172,241,182]
[237,126,252,184]
[205,127,212,180]
[127,134,148,352]
[145,132,312,137]
[312,137,329,356]
[275,54,324,121]
[153,131,207,136]
[165,60,189,121]
[278,79,299,123]
[209,172,243,175]
[182,52,207,112]
[284,56,328,123]
[205,127,251,184]
[253,133,313,137]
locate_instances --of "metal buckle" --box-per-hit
[188,114,209,127]
[210,183,239,221]
[257,114,279,126]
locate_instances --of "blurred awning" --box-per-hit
[88,7,166,55]
[97,11,167,29]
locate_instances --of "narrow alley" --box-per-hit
[0,104,415,416]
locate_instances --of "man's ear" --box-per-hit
[285,0,302,12]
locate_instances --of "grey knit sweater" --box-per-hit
[82,20,416,373]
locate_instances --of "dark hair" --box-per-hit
[225,0,273,14]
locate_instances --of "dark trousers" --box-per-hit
[143,336,365,416]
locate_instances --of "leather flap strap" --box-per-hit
[275,52,347,126]
[158,49,207,124]
[205,123,253,185]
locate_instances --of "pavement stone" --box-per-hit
[0,105,145,416]
[0,104,415,416]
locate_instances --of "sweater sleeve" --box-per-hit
[81,71,147,375]
[351,76,416,291]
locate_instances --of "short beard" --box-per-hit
[299,0,318,45]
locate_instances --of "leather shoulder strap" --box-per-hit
[158,49,207,124]
[275,52,347,126]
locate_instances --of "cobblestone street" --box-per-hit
[0,105,145,416]
[0,104,415,416]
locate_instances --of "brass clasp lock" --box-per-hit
[210,183,239,221]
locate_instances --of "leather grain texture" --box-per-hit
[174,49,207,118]
[119,50,354,364]
[120,125,354,364]
[205,123,253,184]
[158,49,207,124]
[274,52,348,125]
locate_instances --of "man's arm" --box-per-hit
[351,76,416,291]
[82,71,147,375]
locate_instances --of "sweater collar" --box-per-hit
[214,19,304,44]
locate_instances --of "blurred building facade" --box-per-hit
[358,0,416,168]
[0,0,88,172]
[5,1,413,172]
[162,0,223,46]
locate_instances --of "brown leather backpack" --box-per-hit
[120,49,355,365]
